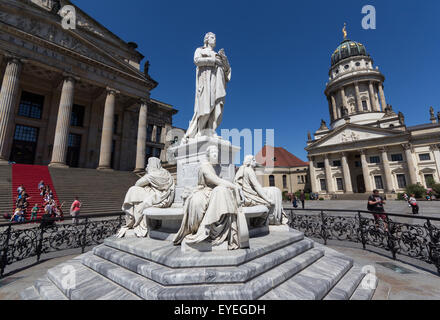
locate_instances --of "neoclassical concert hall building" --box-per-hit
[306,34,440,198]
[0,0,177,172]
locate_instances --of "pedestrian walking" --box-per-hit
[367,190,388,232]
[300,190,306,209]
[292,194,298,208]
[409,194,419,215]
[70,197,82,224]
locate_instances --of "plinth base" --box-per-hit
[21,228,377,300]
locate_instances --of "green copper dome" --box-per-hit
[331,39,368,66]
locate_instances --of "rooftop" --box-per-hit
[256,146,309,168]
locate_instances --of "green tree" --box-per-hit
[405,184,426,198]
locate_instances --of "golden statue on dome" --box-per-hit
[342,23,348,39]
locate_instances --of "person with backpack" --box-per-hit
[409,194,419,215]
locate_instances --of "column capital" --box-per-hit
[378,146,388,153]
[430,144,440,152]
[307,155,315,162]
[340,151,349,158]
[106,87,120,96]
[359,149,368,155]
[139,98,148,106]
[4,55,23,66]
[62,73,79,83]
[402,143,413,151]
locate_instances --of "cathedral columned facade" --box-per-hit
[0,0,177,172]
[306,33,440,198]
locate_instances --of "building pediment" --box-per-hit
[307,124,402,149]
[1,0,150,83]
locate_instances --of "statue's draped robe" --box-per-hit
[235,165,285,226]
[118,159,175,238]
[185,47,231,139]
[173,162,248,250]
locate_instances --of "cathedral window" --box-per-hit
[18,91,44,120]
[419,153,431,161]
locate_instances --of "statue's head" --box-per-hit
[244,155,256,168]
[206,145,219,165]
[203,32,216,48]
[147,157,161,173]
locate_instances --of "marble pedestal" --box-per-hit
[168,136,240,204]
[21,228,377,300]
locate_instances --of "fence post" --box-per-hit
[36,217,46,263]
[81,217,88,254]
[385,215,397,260]
[320,210,328,245]
[358,211,366,250]
[425,219,440,275]
[0,225,12,278]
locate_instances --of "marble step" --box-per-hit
[91,239,315,286]
[81,248,324,300]
[20,286,42,300]
[350,274,378,300]
[45,254,141,300]
[259,255,353,300]
[34,275,68,300]
[103,230,305,268]
[323,266,365,300]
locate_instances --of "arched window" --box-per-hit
[269,175,275,187]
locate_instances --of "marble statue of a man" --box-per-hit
[173,146,249,250]
[117,157,175,238]
[182,32,231,142]
[235,155,286,226]
[235,155,274,208]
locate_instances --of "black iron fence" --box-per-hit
[287,208,440,274]
[0,212,125,277]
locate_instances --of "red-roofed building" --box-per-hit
[255,146,310,195]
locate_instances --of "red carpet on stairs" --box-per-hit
[12,164,60,220]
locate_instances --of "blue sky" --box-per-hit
[73,0,440,161]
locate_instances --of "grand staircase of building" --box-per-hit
[49,167,139,217]
[0,165,139,223]
[12,164,60,220]
[331,193,371,201]
[0,165,12,220]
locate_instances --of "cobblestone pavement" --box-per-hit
[284,200,440,217]
[327,244,440,300]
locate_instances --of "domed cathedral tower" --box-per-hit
[324,26,398,130]
[306,24,440,199]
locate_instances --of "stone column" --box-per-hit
[341,152,353,193]
[403,144,418,185]
[49,76,76,168]
[369,81,379,111]
[134,100,148,173]
[160,124,171,162]
[360,150,373,192]
[355,82,362,112]
[151,125,157,143]
[0,57,22,164]
[327,97,333,122]
[308,156,318,193]
[331,95,338,121]
[430,145,440,182]
[378,83,387,110]
[324,155,335,193]
[380,147,394,192]
[97,88,117,170]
